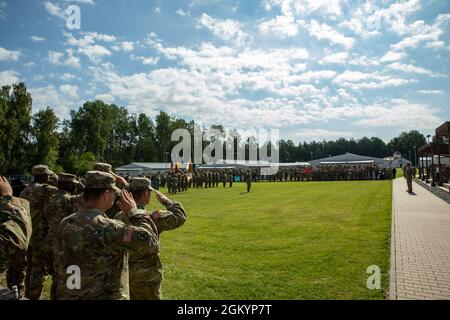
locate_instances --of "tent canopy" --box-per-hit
[309,152,391,168]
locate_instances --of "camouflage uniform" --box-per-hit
[54,171,159,300]
[246,173,252,193]
[0,195,32,295]
[19,165,59,300]
[44,173,83,300]
[115,178,186,300]
[405,164,414,193]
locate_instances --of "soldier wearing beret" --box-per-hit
[115,177,186,300]
[20,165,59,300]
[0,176,32,297]
[54,171,159,300]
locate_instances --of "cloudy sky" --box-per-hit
[0,0,449,142]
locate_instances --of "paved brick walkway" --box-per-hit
[390,178,450,300]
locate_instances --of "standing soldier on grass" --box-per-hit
[246,172,252,193]
[404,163,414,194]
[20,165,59,300]
[54,171,160,300]
[0,176,32,297]
[115,177,186,299]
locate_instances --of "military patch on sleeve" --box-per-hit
[123,227,133,242]
[151,209,160,219]
[136,231,149,241]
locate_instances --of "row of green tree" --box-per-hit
[0,83,427,175]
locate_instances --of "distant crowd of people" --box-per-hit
[129,164,395,192]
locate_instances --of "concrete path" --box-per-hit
[390,178,450,300]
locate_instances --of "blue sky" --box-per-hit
[0,0,449,143]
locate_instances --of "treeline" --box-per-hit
[0,82,426,175]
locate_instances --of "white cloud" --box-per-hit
[197,14,251,47]
[0,1,7,20]
[425,41,444,49]
[0,47,20,61]
[59,84,79,99]
[78,44,111,63]
[351,100,441,129]
[348,55,380,67]
[44,1,65,20]
[336,88,358,103]
[339,18,380,38]
[65,32,116,47]
[391,14,450,52]
[307,20,355,49]
[292,0,342,17]
[333,71,416,90]
[379,51,405,63]
[0,70,20,86]
[386,62,444,77]
[176,8,189,16]
[131,55,160,66]
[259,13,300,38]
[154,6,161,14]
[24,62,36,69]
[95,93,114,103]
[417,90,444,95]
[61,0,95,4]
[319,52,348,65]
[295,70,337,83]
[29,85,80,117]
[63,32,117,63]
[112,41,134,52]
[60,73,76,81]
[31,36,45,42]
[293,129,354,140]
[47,49,80,68]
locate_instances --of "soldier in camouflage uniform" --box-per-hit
[44,173,84,300]
[246,172,252,193]
[0,177,32,296]
[20,165,59,300]
[171,175,178,195]
[93,162,128,219]
[404,163,414,194]
[115,177,186,300]
[54,171,159,300]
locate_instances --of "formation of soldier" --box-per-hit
[309,164,395,181]
[0,162,186,300]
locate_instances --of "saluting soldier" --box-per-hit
[115,178,186,299]
[0,176,32,297]
[54,171,159,300]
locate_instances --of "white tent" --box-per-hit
[309,152,391,168]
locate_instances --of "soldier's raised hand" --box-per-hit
[118,189,137,215]
[154,190,169,205]
[0,176,13,197]
[115,175,128,189]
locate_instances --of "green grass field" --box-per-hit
[155,181,392,300]
[8,180,393,300]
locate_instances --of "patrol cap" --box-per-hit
[58,173,80,184]
[84,171,120,193]
[93,162,113,173]
[129,177,153,191]
[32,165,52,176]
